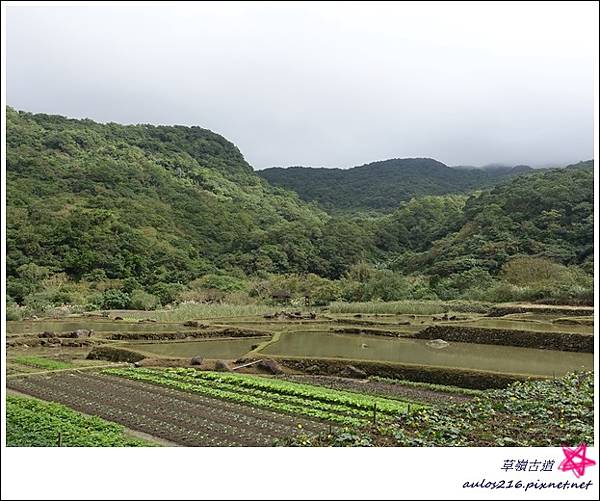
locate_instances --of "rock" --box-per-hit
[191,356,203,366]
[215,360,232,372]
[308,312,317,319]
[344,365,367,379]
[306,365,321,374]
[133,361,142,367]
[250,344,259,350]
[38,331,57,338]
[183,320,199,327]
[398,321,411,325]
[74,329,93,338]
[114,316,124,321]
[354,314,363,318]
[426,339,450,349]
[258,359,284,375]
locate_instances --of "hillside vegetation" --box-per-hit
[5,107,594,316]
[259,158,532,213]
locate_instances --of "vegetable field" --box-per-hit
[7,372,332,446]
[105,368,418,426]
[6,395,149,447]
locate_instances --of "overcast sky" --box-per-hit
[6,2,597,169]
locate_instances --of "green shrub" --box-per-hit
[100,289,131,309]
[149,282,185,305]
[129,289,161,310]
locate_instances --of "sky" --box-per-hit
[5,2,598,169]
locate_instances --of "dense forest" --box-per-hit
[5,107,594,317]
[259,158,533,213]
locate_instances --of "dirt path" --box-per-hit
[280,375,475,405]
[7,372,328,446]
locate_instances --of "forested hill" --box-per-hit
[6,107,334,295]
[258,158,533,213]
[6,107,594,310]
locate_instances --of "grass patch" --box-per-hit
[103,303,301,322]
[12,356,73,371]
[328,300,490,315]
[6,395,151,446]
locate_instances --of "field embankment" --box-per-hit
[413,325,593,352]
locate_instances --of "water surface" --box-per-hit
[260,331,593,376]
[122,337,270,359]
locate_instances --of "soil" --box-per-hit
[7,372,328,446]
[280,374,474,405]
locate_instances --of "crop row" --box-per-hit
[6,395,150,447]
[162,368,416,415]
[12,356,73,371]
[105,368,418,425]
[138,370,376,420]
[106,368,364,426]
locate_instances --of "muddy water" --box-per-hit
[259,331,593,376]
[6,320,198,334]
[122,337,271,359]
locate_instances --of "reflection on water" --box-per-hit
[122,337,271,359]
[260,331,593,376]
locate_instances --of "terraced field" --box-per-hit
[7,372,335,446]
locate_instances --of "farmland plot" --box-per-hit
[6,395,149,447]
[7,372,330,446]
[105,368,417,426]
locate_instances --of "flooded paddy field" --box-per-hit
[5,302,594,447]
[121,337,271,359]
[6,304,593,380]
[259,330,592,376]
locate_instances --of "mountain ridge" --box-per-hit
[258,157,538,213]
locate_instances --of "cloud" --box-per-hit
[6,2,596,168]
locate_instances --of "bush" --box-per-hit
[100,289,131,309]
[149,282,185,306]
[129,290,161,310]
[191,274,247,293]
[501,257,571,286]
[6,302,25,321]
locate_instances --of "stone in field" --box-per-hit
[191,356,203,366]
[74,329,93,338]
[344,365,367,379]
[258,359,284,375]
[215,360,232,372]
[426,339,450,349]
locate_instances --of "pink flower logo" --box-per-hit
[558,443,596,478]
